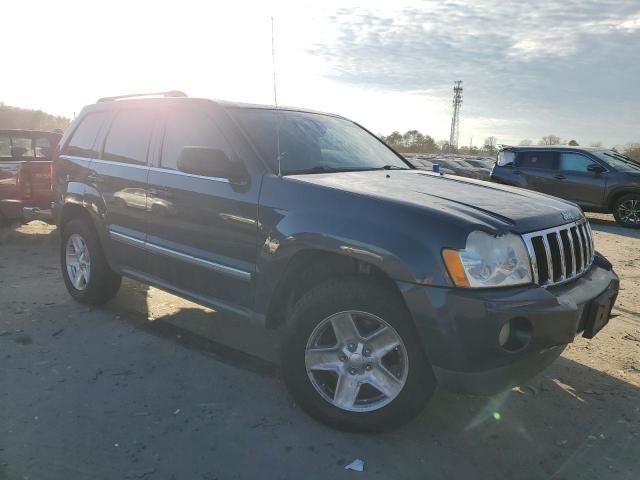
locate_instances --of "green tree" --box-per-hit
[568,139,579,146]
[0,102,69,131]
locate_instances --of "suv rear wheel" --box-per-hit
[281,277,435,432]
[61,218,122,304]
[613,193,640,228]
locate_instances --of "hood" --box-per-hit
[288,170,584,233]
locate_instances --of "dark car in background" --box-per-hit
[491,146,640,228]
[52,93,618,431]
[0,129,61,224]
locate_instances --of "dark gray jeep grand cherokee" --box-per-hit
[53,92,619,431]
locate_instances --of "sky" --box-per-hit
[2,0,639,147]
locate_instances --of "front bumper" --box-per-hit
[399,255,619,394]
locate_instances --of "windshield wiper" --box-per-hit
[283,165,411,175]
[283,166,364,175]
[379,164,410,170]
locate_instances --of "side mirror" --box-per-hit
[587,164,606,173]
[177,147,247,184]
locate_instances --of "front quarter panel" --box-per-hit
[254,174,469,314]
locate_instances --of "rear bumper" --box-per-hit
[23,206,54,223]
[1,199,49,222]
[399,255,619,394]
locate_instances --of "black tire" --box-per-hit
[60,218,122,305]
[612,193,640,228]
[281,276,436,432]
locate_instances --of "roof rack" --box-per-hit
[97,90,187,103]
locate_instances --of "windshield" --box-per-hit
[232,108,411,174]
[594,150,640,172]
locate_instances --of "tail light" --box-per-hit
[50,160,56,191]
[18,165,32,200]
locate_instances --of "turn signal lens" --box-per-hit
[442,249,470,288]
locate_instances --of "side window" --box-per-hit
[558,153,598,173]
[64,112,107,158]
[35,136,53,158]
[517,151,554,169]
[161,109,232,171]
[0,135,11,161]
[10,136,35,159]
[103,109,155,165]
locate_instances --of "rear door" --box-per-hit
[550,152,607,209]
[90,108,157,273]
[514,150,557,195]
[145,105,259,310]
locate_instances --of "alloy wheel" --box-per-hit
[304,310,409,412]
[618,199,640,226]
[66,233,91,291]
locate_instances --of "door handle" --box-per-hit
[86,173,103,183]
[148,188,170,197]
[554,174,566,180]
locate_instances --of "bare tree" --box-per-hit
[539,135,562,145]
[519,139,533,146]
[589,141,603,148]
[624,143,640,161]
[483,136,498,154]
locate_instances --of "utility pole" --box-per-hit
[449,81,463,150]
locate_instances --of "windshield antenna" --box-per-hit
[271,16,283,177]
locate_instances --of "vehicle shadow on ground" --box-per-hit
[101,284,640,479]
[0,220,58,246]
[587,215,640,239]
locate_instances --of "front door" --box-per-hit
[145,105,259,311]
[550,152,607,209]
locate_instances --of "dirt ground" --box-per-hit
[1,214,639,479]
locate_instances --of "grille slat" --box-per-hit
[522,219,594,287]
[541,235,554,283]
[555,231,567,280]
[565,228,576,276]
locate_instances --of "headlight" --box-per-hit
[442,231,532,288]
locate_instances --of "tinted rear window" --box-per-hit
[103,109,155,165]
[64,112,107,158]
[35,136,53,158]
[517,151,554,169]
[11,137,35,159]
[0,135,11,160]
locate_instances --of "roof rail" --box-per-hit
[97,90,187,103]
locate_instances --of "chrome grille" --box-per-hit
[522,219,594,287]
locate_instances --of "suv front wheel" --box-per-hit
[281,277,435,432]
[613,193,640,228]
[61,218,122,305]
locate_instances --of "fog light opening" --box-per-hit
[498,317,532,352]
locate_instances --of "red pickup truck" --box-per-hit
[0,129,62,225]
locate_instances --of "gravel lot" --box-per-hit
[1,216,639,480]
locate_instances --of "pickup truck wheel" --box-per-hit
[613,194,640,228]
[281,277,435,432]
[61,218,122,305]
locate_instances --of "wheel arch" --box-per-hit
[608,188,640,210]
[264,248,407,329]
